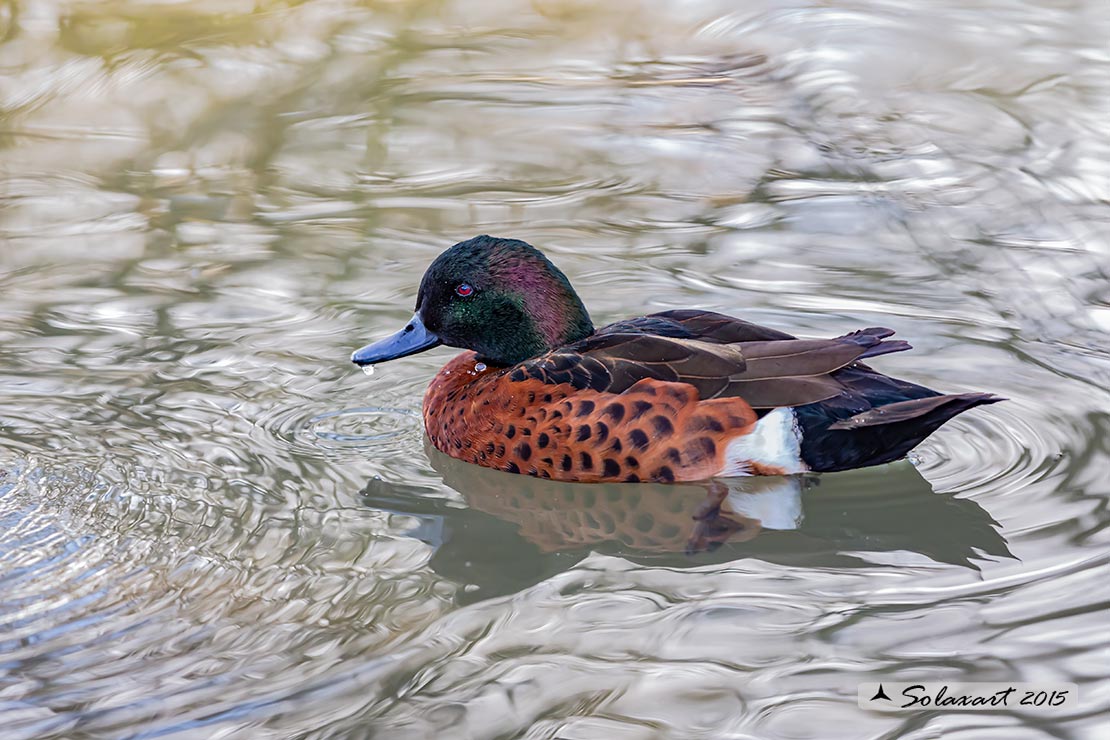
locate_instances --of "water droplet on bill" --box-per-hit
[361,365,375,377]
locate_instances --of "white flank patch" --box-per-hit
[725,477,804,530]
[722,407,807,475]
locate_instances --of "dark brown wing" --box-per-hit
[511,321,911,409]
[648,309,798,342]
[599,309,796,343]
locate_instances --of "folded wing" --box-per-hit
[514,312,912,410]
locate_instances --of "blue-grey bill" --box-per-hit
[351,313,441,366]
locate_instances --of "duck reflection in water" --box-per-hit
[360,442,1012,602]
[432,442,804,556]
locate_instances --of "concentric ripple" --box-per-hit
[298,406,421,447]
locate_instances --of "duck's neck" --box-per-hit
[468,242,595,365]
[504,290,593,365]
[534,295,594,349]
[471,295,591,366]
[513,265,594,354]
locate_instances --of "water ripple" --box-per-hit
[2,0,1109,738]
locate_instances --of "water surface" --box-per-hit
[2,0,1109,738]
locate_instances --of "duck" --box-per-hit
[351,235,1001,484]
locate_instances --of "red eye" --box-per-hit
[455,283,474,297]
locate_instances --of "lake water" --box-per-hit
[2,1,1109,738]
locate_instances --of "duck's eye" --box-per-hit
[455,283,474,297]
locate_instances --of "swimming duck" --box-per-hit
[352,236,1001,483]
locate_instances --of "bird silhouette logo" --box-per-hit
[870,684,892,702]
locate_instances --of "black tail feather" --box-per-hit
[798,391,1003,473]
[829,392,1004,430]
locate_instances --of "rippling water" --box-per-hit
[2,0,1109,737]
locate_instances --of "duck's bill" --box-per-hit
[351,313,441,366]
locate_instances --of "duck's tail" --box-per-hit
[827,392,1004,431]
[800,392,1004,473]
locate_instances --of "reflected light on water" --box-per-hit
[2,0,1110,738]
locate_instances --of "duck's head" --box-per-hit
[351,235,594,368]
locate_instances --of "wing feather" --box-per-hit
[513,315,910,410]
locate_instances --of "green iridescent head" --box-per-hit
[352,236,595,367]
